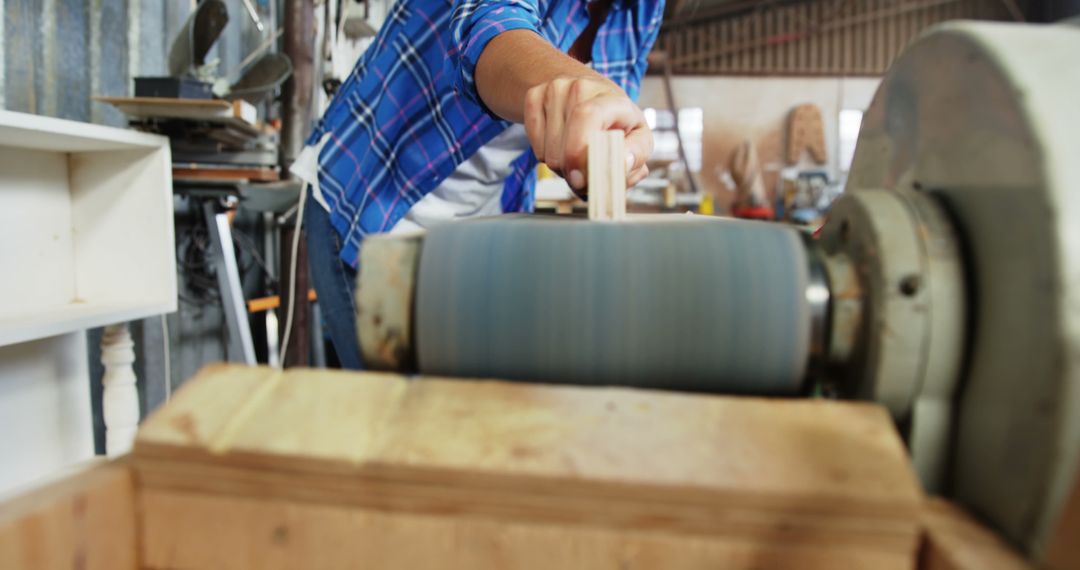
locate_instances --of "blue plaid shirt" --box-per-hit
[306,0,664,267]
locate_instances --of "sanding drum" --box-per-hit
[359,216,816,395]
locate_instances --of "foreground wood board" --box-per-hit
[0,466,1025,569]
[0,364,1036,569]
[920,498,1032,570]
[0,463,136,570]
[133,364,924,568]
[139,488,909,570]
[1045,465,1080,569]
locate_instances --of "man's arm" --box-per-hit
[475,30,651,192]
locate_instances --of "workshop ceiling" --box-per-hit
[665,0,790,26]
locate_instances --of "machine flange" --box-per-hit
[817,188,966,493]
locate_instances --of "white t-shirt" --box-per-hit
[291,124,529,233]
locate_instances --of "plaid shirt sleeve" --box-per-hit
[627,1,663,101]
[448,0,545,109]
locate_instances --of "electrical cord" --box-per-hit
[232,226,278,288]
[177,213,221,304]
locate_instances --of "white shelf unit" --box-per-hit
[0,110,175,494]
[0,110,176,345]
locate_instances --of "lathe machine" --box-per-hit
[356,20,1080,559]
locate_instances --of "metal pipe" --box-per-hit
[281,0,316,169]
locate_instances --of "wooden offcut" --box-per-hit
[730,138,769,208]
[786,103,827,165]
[172,164,281,183]
[131,364,924,569]
[588,130,627,221]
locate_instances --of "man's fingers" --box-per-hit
[562,95,646,185]
[524,84,547,163]
[527,77,652,193]
[542,80,570,171]
[624,125,654,175]
[627,164,650,187]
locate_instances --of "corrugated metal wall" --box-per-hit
[1,0,191,125]
[0,0,267,125]
[659,0,1017,75]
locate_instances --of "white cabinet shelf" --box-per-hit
[0,110,177,346]
[0,110,175,494]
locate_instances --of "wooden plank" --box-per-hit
[93,96,259,134]
[0,463,136,570]
[587,132,605,220]
[132,363,281,453]
[919,498,1032,570]
[609,131,626,219]
[587,130,626,221]
[134,365,923,563]
[139,488,912,570]
[173,165,280,183]
[136,366,921,505]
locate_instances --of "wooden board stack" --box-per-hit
[127,364,923,569]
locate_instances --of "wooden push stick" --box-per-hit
[587,130,627,221]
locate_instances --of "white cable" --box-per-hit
[278,182,309,366]
[161,314,172,402]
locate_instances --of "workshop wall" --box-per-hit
[638,75,880,213]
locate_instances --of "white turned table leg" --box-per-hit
[101,323,139,457]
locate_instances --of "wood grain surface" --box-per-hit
[920,498,1032,570]
[0,463,136,570]
[133,364,924,568]
[588,130,626,221]
[140,488,913,570]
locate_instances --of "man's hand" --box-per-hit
[475,30,652,195]
[524,76,651,193]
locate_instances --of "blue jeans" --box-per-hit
[304,191,364,369]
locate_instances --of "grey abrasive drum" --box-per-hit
[415,216,811,394]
